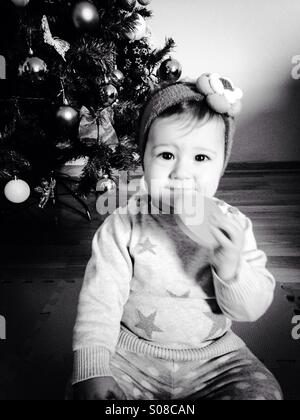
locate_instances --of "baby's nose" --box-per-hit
[170,160,192,181]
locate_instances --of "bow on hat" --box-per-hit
[79,106,119,148]
[196,73,243,117]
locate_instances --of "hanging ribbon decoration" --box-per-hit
[79,106,119,148]
[42,15,70,61]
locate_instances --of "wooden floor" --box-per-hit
[218,169,300,284]
[0,168,299,400]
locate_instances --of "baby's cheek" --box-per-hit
[197,172,221,197]
[148,165,169,185]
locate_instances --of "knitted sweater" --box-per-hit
[72,184,276,384]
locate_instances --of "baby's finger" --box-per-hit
[226,217,246,243]
[211,216,244,243]
[212,213,243,231]
[226,214,245,232]
[210,225,233,249]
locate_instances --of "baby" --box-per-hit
[72,74,283,401]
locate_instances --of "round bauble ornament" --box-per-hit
[56,105,79,129]
[96,175,117,193]
[19,56,48,83]
[72,2,100,31]
[11,0,30,6]
[158,58,182,83]
[4,177,31,204]
[111,69,125,86]
[137,0,151,5]
[100,84,119,107]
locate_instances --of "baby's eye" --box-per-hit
[195,154,210,162]
[158,152,175,161]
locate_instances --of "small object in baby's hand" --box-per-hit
[174,193,226,249]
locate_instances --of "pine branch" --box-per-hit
[0,150,31,179]
[67,37,116,77]
[77,145,113,196]
[136,7,153,19]
[148,38,176,67]
[113,101,140,137]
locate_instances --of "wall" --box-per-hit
[150,0,300,163]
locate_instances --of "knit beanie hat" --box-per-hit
[139,73,243,174]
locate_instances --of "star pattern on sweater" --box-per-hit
[204,311,228,340]
[167,290,191,299]
[136,238,157,255]
[135,310,163,339]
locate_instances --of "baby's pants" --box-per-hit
[110,346,283,401]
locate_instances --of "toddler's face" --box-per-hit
[143,114,225,210]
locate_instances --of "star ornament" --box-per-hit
[135,310,163,339]
[136,238,157,255]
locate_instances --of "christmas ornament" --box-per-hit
[11,0,30,6]
[34,178,56,209]
[79,106,118,147]
[56,139,72,150]
[56,105,79,130]
[96,175,117,194]
[60,157,88,178]
[137,0,151,5]
[42,16,70,61]
[133,46,141,55]
[4,177,30,204]
[119,0,136,12]
[72,2,100,31]
[158,58,182,83]
[125,14,147,41]
[111,69,125,86]
[132,152,141,162]
[100,84,119,107]
[18,56,48,83]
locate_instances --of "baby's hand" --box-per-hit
[73,377,127,401]
[209,212,245,282]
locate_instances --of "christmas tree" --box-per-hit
[0,0,181,208]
